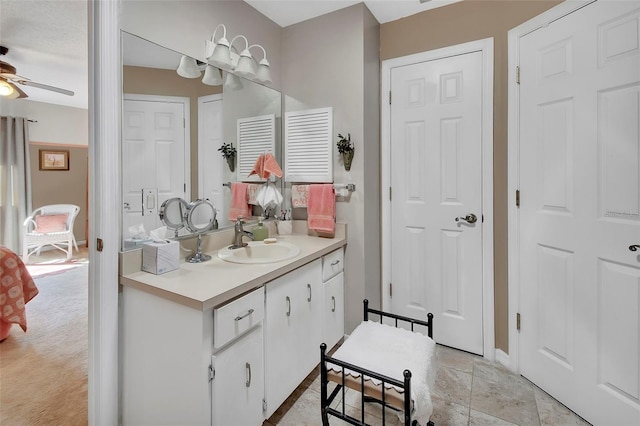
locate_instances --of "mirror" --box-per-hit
[121,31,283,251]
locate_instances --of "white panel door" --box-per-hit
[390,51,484,355]
[122,97,187,238]
[198,95,225,226]
[518,1,640,424]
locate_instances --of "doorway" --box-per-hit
[381,38,494,357]
[509,1,640,424]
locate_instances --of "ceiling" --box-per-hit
[0,0,459,110]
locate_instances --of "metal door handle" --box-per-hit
[286,296,291,317]
[331,296,336,312]
[455,213,477,224]
[630,245,640,252]
[123,202,130,210]
[245,362,251,387]
[307,283,312,302]
[234,308,254,321]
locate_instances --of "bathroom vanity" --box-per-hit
[119,223,346,425]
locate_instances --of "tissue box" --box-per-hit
[142,240,180,274]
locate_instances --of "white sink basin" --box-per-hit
[217,241,300,264]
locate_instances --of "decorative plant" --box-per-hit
[336,133,353,154]
[218,142,237,172]
[336,133,354,171]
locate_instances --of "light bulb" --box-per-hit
[0,80,15,96]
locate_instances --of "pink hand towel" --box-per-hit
[307,184,335,236]
[263,153,283,178]
[248,154,265,178]
[228,182,251,221]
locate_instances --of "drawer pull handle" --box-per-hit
[331,296,336,312]
[234,309,255,321]
[245,362,251,388]
[307,283,312,302]
[331,260,340,266]
[286,296,291,317]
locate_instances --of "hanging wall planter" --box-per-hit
[218,142,237,172]
[337,133,354,171]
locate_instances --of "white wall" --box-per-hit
[282,4,381,334]
[0,98,88,145]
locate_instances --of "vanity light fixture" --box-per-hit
[249,44,272,85]
[206,24,233,71]
[223,71,243,91]
[177,55,201,78]
[202,65,223,86]
[229,35,256,78]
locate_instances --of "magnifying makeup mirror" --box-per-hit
[159,197,189,238]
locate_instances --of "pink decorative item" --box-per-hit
[0,246,39,339]
[291,184,310,208]
[228,182,251,221]
[34,213,69,233]
[307,184,335,236]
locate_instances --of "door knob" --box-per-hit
[123,202,130,210]
[455,213,478,224]
[630,245,640,252]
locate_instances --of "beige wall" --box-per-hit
[380,0,562,352]
[123,65,220,199]
[283,4,381,334]
[29,143,88,243]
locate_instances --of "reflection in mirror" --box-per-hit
[159,197,188,238]
[121,31,283,251]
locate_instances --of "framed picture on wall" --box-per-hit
[39,149,69,171]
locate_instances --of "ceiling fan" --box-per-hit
[0,45,74,99]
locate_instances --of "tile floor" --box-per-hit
[265,345,591,426]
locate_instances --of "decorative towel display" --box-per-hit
[0,246,39,339]
[307,183,335,236]
[228,182,251,221]
[247,183,260,205]
[249,153,283,180]
[255,182,283,211]
[291,184,310,208]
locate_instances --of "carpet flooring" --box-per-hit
[0,251,88,425]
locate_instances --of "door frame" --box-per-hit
[507,0,597,373]
[381,38,495,360]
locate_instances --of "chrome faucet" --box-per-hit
[231,217,254,249]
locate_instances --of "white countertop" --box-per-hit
[120,226,346,311]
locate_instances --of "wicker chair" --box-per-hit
[22,204,80,263]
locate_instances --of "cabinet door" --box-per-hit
[264,259,322,417]
[323,272,344,350]
[212,326,264,426]
[294,259,323,377]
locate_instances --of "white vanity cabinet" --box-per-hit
[211,287,264,426]
[322,248,345,349]
[211,326,264,426]
[121,286,214,426]
[264,258,323,418]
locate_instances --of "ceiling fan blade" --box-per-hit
[16,79,74,96]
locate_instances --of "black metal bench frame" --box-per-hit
[320,299,435,426]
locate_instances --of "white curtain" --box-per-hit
[0,116,32,253]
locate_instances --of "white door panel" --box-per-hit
[122,97,187,239]
[198,95,225,225]
[518,1,640,424]
[390,51,484,355]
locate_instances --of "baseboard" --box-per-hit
[495,349,510,369]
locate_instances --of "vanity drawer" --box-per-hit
[214,287,264,350]
[322,248,344,282]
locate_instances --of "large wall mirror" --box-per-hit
[121,31,283,251]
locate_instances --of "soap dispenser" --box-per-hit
[253,216,268,241]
